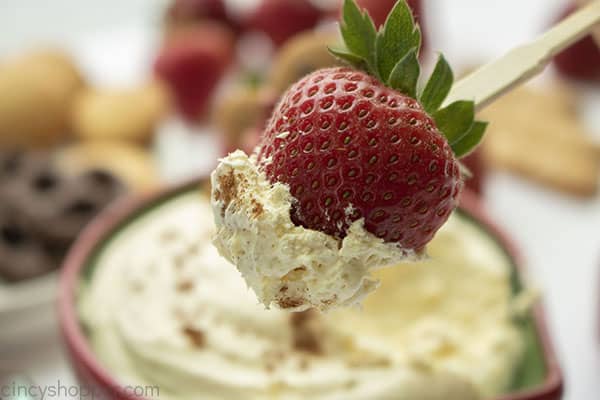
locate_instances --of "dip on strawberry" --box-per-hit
[211,0,487,311]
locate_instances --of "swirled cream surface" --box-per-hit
[78,191,524,400]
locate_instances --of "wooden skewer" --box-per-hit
[443,0,600,111]
[577,0,600,45]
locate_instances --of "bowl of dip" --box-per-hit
[58,178,563,400]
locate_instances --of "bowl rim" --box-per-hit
[58,179,563,400]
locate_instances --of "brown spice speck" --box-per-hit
[183,327,205,348]
[321,295,338,306]
[346,351,391,369]
[129,280,144,292]
[265,362,275,373]
[278,297,305,309]
[216,170,237,217]
[173,307,187,322]
[176,280,195,292]
[262,349,287,372]
[173,254,185,269]
[160,229,179,243]
[298,357,310,370]
[250,198,264,218]
[290,310,323,355]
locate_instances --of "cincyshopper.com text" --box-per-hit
[0,379,160,399]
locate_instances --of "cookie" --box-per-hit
[55,142,159,191]
[213,86,261,151]
[34,169,125,245]
[0,155,71,242]
[22,49,85,90]
[70,81,169,144]
[0,150,129,282]
[238,89,278,154]
[0,150,127,242]
[0,208,56,283]
[0,151,24,183]
[0,49,85,148]
[479,85,600,197]
[75,169,126,205]
[268,31,342,94]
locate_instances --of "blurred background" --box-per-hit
[0,0,599,399]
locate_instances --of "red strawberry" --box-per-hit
[553,3,600,82]
[354,0,423,27]
[257,67,460,250]
[254,0,487,252]
[166,0,229,23]
[243,0,321,47]
[155,22,235,120]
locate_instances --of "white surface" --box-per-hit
[1,0,599,399]
[0,273,58,344]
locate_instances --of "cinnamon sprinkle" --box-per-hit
[182,326,205,348]
[290,310,323,354]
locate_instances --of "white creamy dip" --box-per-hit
[79,191,524,400]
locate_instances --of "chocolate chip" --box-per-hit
[43,241,68,263]
[1,223,28,247]
[0,212,57,282]
[32,172,59,193]
[73,169,125,206]
[65,199,97,216]
[85,169,119,187]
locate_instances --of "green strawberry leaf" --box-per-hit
[375,0,421,82]
[340,0,378,77]
[452,121,488,157]
[433,100,475,144]
[387,47,420,98]
[420,54,454,114]
[337,0,488,158]
[328,46,368,70]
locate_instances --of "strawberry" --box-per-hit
[243,0,321,47]
[353,0,423,27]
[553,3,600,82]
[255,0,487,251]
[166,0,228,23]
[154,22,235,120]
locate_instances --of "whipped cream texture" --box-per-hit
[211,150,417,311]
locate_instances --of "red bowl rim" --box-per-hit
[58,182,563,400]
